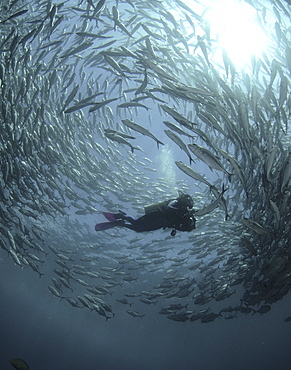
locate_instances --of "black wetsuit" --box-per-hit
[118,199,196,232]
[95,195,196,233]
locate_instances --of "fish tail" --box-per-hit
[225,213,231,221]
[157,140,164,149]
[222,183,228,194]
[132,146,140,153]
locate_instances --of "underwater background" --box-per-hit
[1,0,291,369]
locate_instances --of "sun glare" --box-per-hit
[203,0,269,67]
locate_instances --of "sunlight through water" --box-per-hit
[157,145,177,193]
[174,0,271,69]
[203,0,269,67]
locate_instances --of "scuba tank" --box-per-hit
[144,200,173,214]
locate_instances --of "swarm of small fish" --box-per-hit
[1,0,291,324]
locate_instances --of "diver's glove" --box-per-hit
[171,229,176,237]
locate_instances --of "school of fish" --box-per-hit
[1,0,291,323]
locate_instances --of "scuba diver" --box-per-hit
[95,192,196,236]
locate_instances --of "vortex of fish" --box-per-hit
[0,0,291,323]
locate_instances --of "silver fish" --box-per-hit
[164,129,194,164]
[175,161,212,188]
[188,143,231,179]
[122,119,164,147]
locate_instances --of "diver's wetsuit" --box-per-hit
[120,211,170,232]
[120,199,195,232]
[95,194,196,233]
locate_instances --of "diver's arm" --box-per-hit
[175,214,196,231]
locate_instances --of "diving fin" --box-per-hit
[103,212,118,221]
[95,220,124,231]
[102,211,126,221]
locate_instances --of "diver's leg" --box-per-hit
[125,212,165,232]
[96,217,139,232]
[99,211,165,232]
[95,220,125,231]
[122,215,136,224]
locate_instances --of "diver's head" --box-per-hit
[177,191,194,209]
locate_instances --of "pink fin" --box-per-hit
[95,220,123,231]
[103,212,117,221]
